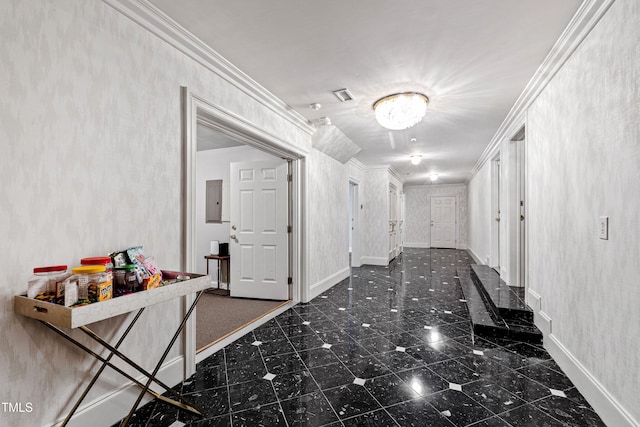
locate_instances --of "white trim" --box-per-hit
[347,158,367,173]
[546,334,638,427]
[457,243,467,250]
[527,289,541,311]
[466,247,483,264]
[388,166,403,184]
[530,292,637,427]
[308,267,350,301]
[466,0,616,182]
[102,0,315,136]
[403,183,466,189]
[360,256,388,266]
[55,356,184,427]
[404,242,430,249]
[536,310,552,336]
[181,87,306,382]
[195,300,297,363]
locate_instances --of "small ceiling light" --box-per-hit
[410,138,417,143]
[373,92,429,130]
[430,173,439,182]
[309,103,322,110]
[410,155,422,165]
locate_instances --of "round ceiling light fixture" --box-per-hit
[430,173,439,182]
[373,92,429,130]
[410,154,422,165]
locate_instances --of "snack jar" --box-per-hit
[81,256,113,282]
[72,265,108,302]
[114,265,139,293]
[27,265,70,300]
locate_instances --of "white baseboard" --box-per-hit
[466,247,483,264]
[59,356,185,427]
[309,267,350,301]
[404,242,429,248]
[530,290,637,427]
[546,334,638,427]
[457,243,467,250]
[360,256,388,266]
[351,256,362,268]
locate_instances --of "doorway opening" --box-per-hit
[511,126,526,291]
[182,88,305,373]
[194,127,289,352]
[349,181,361,267]
[491,156,501,270]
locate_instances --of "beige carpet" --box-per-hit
[196,292,287,352]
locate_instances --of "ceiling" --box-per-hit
[151,0,583,184]
[197,122,244,152]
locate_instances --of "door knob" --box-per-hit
[231,225,237,230]
[230,234,237,240]
[495,218,501,222]
[520,215,525,221]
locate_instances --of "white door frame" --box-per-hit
[490,156,501,268]
[349,180,362,267]
[429,194,459,249]
[181,87,306,377]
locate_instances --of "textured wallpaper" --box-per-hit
[467,164,493,263]
[307,149,350,286]
[363,170,390,260]
[0,1,310,426]
[404,184,468,249]
[526,0,639,420]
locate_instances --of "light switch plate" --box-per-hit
[599,216,608,240]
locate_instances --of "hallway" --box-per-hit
[117,249,604,426]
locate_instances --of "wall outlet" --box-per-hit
[599,216,608,240]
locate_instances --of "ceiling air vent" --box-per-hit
[333,88,355,102]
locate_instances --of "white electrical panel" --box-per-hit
[599,216,609,240]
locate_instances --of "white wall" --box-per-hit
[0,1,310,426]
[468,162,493,264]
[306,149,350,299]
[403,184,468,249]
[467,1,640,424]
[195,146,276,279]
[362,169,390,265]
[526,0,639,423]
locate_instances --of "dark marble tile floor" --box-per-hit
[114,249,605,427]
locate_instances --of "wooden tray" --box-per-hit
[14,271,208,329]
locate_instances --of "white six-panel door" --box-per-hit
[430,196,456,248]
[230,160,288,300]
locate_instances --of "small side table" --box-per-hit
[205,254,230,292]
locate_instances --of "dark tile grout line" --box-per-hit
[272,310,345,426]
[223,346,233,426]
[255,329,291,427]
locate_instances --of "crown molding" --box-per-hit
[466,0,616,183]
[404,183,467,189]
[347,158,367,173]
[388,166,403,184]
[102,0,315,136]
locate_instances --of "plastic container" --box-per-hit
[72,265,108,301]
[81,256,113,282]
[28,265,70,299]
[114,265,139,293]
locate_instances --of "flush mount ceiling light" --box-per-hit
[373,92,429,130]
[410,154,422,165]
[430,173,439,182]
